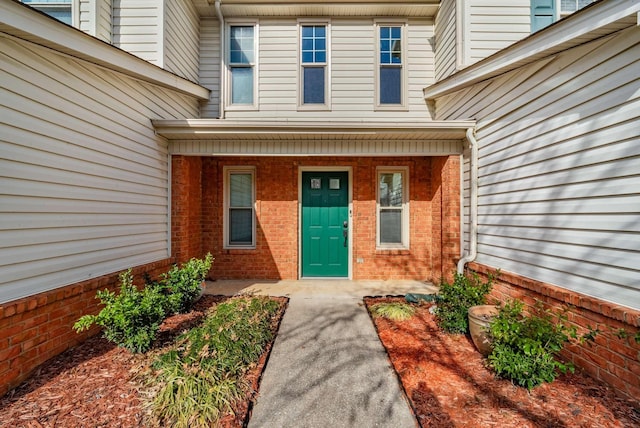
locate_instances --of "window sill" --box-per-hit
[374,105,409,112]
[375,248,410,255]
[297,104,331,112]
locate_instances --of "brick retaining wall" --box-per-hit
[469,262,640,400]
[0,259,172,397]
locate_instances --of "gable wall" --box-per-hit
[0,34,199,305]
[436,26,640,310]
[112,0,162,66]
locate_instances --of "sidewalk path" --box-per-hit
[247,294,418,428]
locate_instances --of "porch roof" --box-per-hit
[152,119,474,156]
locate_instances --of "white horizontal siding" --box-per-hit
[112,0,161,65]
[0,34,199,304]
[79,0,112,42]
[463,0,530,67]
[435,0,457,81]
[225,17,433,121]
[444,26,640,309]
[164,0,199,82]
[199,18,220,118]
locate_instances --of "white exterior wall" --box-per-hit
[79,0,112,42]
[217,17,433,121]
[113,0,162,66]
[199,17,221,118]
[463,0,530,67]
[434,0,458,81]
[0,34,200,304]
[439,26,640,309]
[164,0,200,82]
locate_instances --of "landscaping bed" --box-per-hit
[0,295,287,427]
[366,296,640,427]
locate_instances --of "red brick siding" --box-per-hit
[0,259,172,398]
[469,262,640,400]
[173,156,461,281]
[171,156,203,263]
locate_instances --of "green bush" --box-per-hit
[73,269,168,353]
[369,302,416,321]
[435,271,497,334]
[487,299,577,390]
[146,297,281,428]
[163,253,213,314]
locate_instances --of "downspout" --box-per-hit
[215,0,225,119]
[457,127,478,274]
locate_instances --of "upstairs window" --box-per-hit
[300,24,328,107]
[559,0,594,17]
[377,23,406,109]
[229,25,256,107]
[22,0,74,25]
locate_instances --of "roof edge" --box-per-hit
[1,0,209,100]
[423,0,640,101]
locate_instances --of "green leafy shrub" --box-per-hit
[435,271,497,334]
[162,253,213,314]
[487,299,578,390]
[369,302,416,321]
[73,269,168,353]
[146,297,282,428]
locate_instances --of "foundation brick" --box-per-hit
[469,263,640,401]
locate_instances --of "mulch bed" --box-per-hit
[365,296,640,428]
[0,295,287,428]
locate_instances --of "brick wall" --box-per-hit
[0,259,172,398]
[174,156,461,281]
[469,262,640,400]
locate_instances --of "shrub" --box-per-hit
[487,299,578,390]
[146,297,281,427]
[369,302,416,321]
[435,271,497,334]
[73,269,168,353]
[163,253,213,314]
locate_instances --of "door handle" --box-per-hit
[343,221,348,247]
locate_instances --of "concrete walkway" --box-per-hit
[205,280,438,428]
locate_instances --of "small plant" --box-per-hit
[73,269,168,353]
[369,302,416,321]
[487,299,580,390]
[162,253,213,314]
[145,297,282,427]
[435,271,497,334]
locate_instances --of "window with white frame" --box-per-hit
[377,24,405,107]
[21,0,74,25]
[300,23,328,106]
[229,25,256,106]
[224,167,256,248]
[559,0,595,17]
[377,168,409,249]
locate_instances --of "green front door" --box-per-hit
[301,171,349,277]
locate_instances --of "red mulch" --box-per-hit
[0,295,287,428]
[365,297,640,428]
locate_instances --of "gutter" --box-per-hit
[215,0,225,119]
[457,127,478,274]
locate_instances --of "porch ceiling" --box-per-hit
[153,119,474,156]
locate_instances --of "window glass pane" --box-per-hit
[380,209,402,244]
[231,67,253,104]
[380,67,402,104]
[380,26,402,65]
[303,67,325,104]
[229,209,253,245]
[230,26,253,64]
[561,0,577,12]
[301,25,326,64]
[23,1,72,24]
[379,173,403,207]
[230,173,253,207]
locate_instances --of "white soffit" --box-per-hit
[153,119,474,156]
[423,0,640,100]
[194,0,440,18]
[0,1,209,100]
